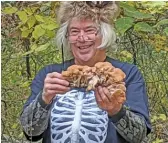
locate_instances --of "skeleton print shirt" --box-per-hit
[20,57,151,143]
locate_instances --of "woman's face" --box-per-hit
[67,18,105,65]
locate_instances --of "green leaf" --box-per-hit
[11,123,18,129]
[18,132,24,139]
[24,7,33,15]
[16,11,28,23]
[20,26,28,31]
[27,16,36,29]
[32,25,45,40]
[120,2,153,19]
[31,7,39,13]
[30,44,37,50]
[125,9,153,19]
[120,50,133,59]
[119,2,136,11]
[159,114,166,121]
[144,2,166,8]
[115,17,134,35]
[46,30,55,38]
[152,138,164,143]
[22,43,50,55]
[154,19,168,27]
[163,27,168,36]
[3,7,18,14]
[41,23,59,30]
[21,81,31,88]
[134,22,153,32]
[22,50,34,56]
[16,22,24,29]
[21,29,33,38]
[35,15,45,22]
[34,43,50,53]
[151,115,157,123]
[43,16,56,24]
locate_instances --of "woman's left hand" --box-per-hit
[95,86,126,116]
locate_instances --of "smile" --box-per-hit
[78,46,89,49]
[78,44,93,49]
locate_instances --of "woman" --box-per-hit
[20,2,151,143]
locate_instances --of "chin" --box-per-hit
[80,57,91,62]
[79,54,93,61]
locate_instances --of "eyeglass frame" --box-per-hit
[66,27,100,43]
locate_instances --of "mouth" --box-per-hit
[78,44,93,50]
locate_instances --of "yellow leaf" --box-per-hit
[159,114,166,121]
[35,15,45,22]
[21,29,33,38]
[3,7,18,14]
[27,16,36,29]
[32,25,45,40]
[16,11,28,23]
[120,51,133,59]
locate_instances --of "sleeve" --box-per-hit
[20,91,52,140]
[124,65,151,133]
[23,66,47,109]
[109,107,148,143]
[109,65,151,142]
[20,66,52,141]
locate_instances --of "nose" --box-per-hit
[77,30,88,42]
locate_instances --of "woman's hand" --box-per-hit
[95,86,126,116]
[42,72,70,104]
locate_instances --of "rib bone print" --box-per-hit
[51,89,108,143]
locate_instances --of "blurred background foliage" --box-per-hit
[1,1,168,143]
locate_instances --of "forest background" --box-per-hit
[1,1,168,143]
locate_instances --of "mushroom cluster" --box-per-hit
[62,62,126,97]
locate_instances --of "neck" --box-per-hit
[75,50,106,67]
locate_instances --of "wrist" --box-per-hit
[107,104,122,116]
[42,91,52,104]
[108,105,126,123]
[37,91,53,110]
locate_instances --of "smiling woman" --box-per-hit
[56,17,117,66]
[20,1,151,143]
[68,18,105,66]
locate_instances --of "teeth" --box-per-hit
[79,46,89,49]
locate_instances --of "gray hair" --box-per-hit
[98,22,116,49]
[55,21,117,60]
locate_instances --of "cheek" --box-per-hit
[70,45,78,55]
[95,36,102,47]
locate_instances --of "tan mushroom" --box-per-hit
[62,62,126,102]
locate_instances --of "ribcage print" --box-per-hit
[51,89,108,143]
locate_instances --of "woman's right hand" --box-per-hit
[42,72,70,104]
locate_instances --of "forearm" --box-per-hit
[20,92,52,136]
[109,107,147,143]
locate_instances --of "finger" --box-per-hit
[47,72,64,79]
[97,86,110,103]
[45,83,70,91]
[102,87,111,102]
[95,88,102,102]
[45,89,69,96]
[45,78,69,86]
[45,89,58,96]
[95,88,104,109]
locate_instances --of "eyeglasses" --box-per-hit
[67,28,99,43]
